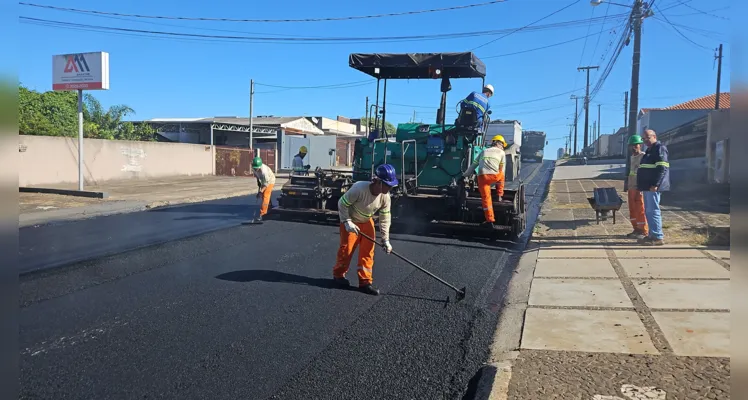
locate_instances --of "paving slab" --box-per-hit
[537,248,609,258]
[705,249,730,259]
[508,350,730,400]
[619,258,730,279]
[652,312,730,357]
[613,247,706,258]
[529,279,632,308]
[534,259,618,278]
[634,280,731,310]
[521,308,658,354]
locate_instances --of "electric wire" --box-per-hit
[19,1,508,23]
[19,15,628,44]
[653,3,714,51]
[470,0,581,51]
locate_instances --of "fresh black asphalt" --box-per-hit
[19,161,553,400]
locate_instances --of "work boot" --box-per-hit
[640,238,664,246]
[626,229,645,240]
[481,221,496,229]
[332,277,350,287]
[359,284,380,296]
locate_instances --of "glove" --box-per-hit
[344,221,360,234]
[382,240,392,254]
[256,190,262,199]
[304,165,311,170]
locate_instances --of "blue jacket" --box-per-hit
[636,141,670,191]
[462,91,491,122]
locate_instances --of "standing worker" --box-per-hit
[624,135,649,239]
[252,156,275,221]
[332,164,398,296]
[637,129,670,246]
[463,134,507,229]
[292,146,311,176]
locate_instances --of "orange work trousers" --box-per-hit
[332,219,376,286]
[477,172,505,223]
[259,184,274,216]
[628,188,649,235]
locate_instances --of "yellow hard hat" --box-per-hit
[491,135,507,146]
[299,146,308,153]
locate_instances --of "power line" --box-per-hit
[482,32,606,59]
[255,80,371,89]
[653,4,714,51]
[588,0,612,65]
[19,1,507,23]
[670,1,729,20]
[471,0,582,51]
[19,14,628,44]
[576,6,596,75]
[388,88,585,110]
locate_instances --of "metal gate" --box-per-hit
[215,146,276,177]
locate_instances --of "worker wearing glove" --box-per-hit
[463,134,507,229]
[333,164,397,296]
[252,156,276,219]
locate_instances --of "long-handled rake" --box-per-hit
[358,231,467,302]
[242,192,264,225]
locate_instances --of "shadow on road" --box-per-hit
[216,269,351,290]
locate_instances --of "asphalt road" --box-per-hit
[19,191,283,274]
[19,160,554,400]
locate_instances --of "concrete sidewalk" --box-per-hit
[478,163,730,400]
[20,175,288,227]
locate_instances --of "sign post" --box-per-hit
[52,51,110,191]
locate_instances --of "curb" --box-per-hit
[20,187,109,199]
[468,245,540,400]
[20,185,286,228]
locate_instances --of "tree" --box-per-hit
[359,116,396,136]
[18,84,155,141]
[19,85,78,137]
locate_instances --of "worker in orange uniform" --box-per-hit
[463,134,507,229]
[252,156,275,221]
[624,135,649,239]
[332,164,397,296]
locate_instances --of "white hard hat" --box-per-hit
[483,84,495,95]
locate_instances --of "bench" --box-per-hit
[587,187,623,224]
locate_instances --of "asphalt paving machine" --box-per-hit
[272,167,354,223]
[273,52,526,240]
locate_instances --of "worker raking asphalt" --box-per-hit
[19,161,553,400]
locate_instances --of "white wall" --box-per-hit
[19,135,213,186]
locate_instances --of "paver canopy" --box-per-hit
[348,52,487,79]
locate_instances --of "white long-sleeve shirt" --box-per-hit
[466,146,506,176]
[255,164,276,188]
[338,181,392,242]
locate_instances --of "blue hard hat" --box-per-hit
[375,164,399,187]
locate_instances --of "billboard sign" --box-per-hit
[52,51,109,91]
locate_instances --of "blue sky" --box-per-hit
[18,0,730,157]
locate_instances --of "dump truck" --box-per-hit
[521,130,546,163]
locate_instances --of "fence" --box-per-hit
[215,146,276,177]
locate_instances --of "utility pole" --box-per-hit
[249,79,255,154]
[624,0,647,186]
[571,95,580,156]
[597,103,601,141]
[715,43,723,109]
[624,91,629,128]
[593,121,597,156]
[578,66,599,152]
